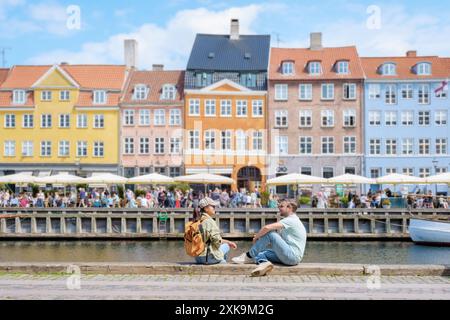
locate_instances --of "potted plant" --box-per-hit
[298,196,311,208]
[340,196,349,208]
[382,198,391,209]
[260,191,270,207]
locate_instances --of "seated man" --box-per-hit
[232,200,307,277]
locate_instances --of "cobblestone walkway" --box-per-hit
[0,274,449,300]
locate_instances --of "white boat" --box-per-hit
[409,218,450,246]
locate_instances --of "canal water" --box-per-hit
[0,241,449,265]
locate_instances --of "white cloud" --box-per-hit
[26,4,265,68]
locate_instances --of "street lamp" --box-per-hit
[432,159,439,196]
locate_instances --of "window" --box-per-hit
[161,84,176,100]
[41,91,52,101]
[4,114,15,128]
[401,84,413,99]
[93,141,104,157]
[401,111,414,126]
[419,168,431,178]
[4,141,15,157]
[418,84,430,104]
[139,109,150,126]
[154,109,165,125]
[252,131,263,151]
[60,90,70,101]
[368,84,381,99]
[169,109,181,125]
[240,73,257,88]
[170,138,181,154]
[417,63,431,75]
[220,100,232,117]
[221,131,232,151]
[322,167,334,179]
[58,141,70,157]
[337,61,349,74]
[189,99,200,116]
[204,131,216,150]
[321,137,334,154]
[22,114,33,128]
[436,167,448,175]
[275,136,288,155]
[385,168,397,175]
[275,110,288,128]
[369,111,381,126]
[21,141,33,157]
[282,61,294,75]
[419,138,430,155]
[93,90,107,104]
[385,139,397,155]
[343,83,356,100]
[299,136,313,154]
[236,130,247,151]
[124,110,135,126]
[385,84,397,104]
[133,85,148,100]
[76,141,87,157]
[59,114,70,128]
[94,114,104,128]
[435,111,447,126]
[299,110,312,127]
[124,138,134,155]
[436,138,447,155]
[309,62,322,75]
[381,63,396,75]
[274,84,288,101]
[403,168,414,176]
[345,167,356,175]
[343,136,356,154]
[40,141,51,157]
[236,100,247,117]
[41,114,52,128]
[402,138,414,155]
[12,90,26,104]
[189,130,200,150]
[385,111,397,126]
[321,84,334,100]
[139,137,150,154]
[343,109,356,127]
[321,110,334,127]
[369,139,381,155]
[205,100,216,116]
[252,100,263,117]
[169,167,181,177]
[77,114,87,128]
[418,111,430,126]
[299,84,312,100]
[195,72,212,87]
[301,167,312,176]
[435,83,448,98]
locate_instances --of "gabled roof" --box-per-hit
[32,64,80,88]
[121,70,185,105]
[0,68,10,86]
[186,34,271,72]
[0,65,51,89]
[269,46,364,80]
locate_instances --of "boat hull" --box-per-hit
[409,218,450,246]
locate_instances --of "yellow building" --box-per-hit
[0,64,127,177]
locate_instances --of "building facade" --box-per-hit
[268,33,365,189]
[183,19,271,191]
[120,66,185,178]
[362,52,450,193]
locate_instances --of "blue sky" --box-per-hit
[1,0,449,69]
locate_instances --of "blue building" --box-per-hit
[362,52,450,194]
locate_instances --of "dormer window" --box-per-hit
[381,63,396,76]
[12,90,26,105]
[161,84,176,100]
[240,73,257,88]
[281,61,294,75]
[308,61,322,75]
[133,84,148,100]
[337,61,349,74]
[417,63,431,75]
[195,72,212,87]
[93,90,107,105]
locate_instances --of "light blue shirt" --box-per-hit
[280,214,307,259]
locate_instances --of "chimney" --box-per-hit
[406,50,417,57]
[230,19,239,40]
[124,39,138,69]
[152,64,164,71]
[310,32,323,51]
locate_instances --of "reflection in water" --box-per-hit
[0,241,449,265]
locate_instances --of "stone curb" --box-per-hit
[0,263,448,276]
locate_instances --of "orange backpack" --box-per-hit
[184,216,208,257]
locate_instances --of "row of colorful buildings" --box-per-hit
[0,20,449,192]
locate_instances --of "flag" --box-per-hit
[435,79,449,94]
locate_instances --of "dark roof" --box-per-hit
[186,34,271,72]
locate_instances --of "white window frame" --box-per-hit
[369,139,381,155]
[205,99,216,117]
[59,114,70,128]
[299,110,312,128]
[4,114,15,128]
[21,141,33,157]
[133,85,148,100]
[299,136,313,155]
[343,109,356,127]
[321,83,334,100]
[401,84,413,99]
[139,137,150,155]
[282,61,294,75]
[418,138,430,155]
[402,138,414,155]
[41,114,52,128]
[188,130,200,150]
[321,110,335,127]
[435,110,447,126]
[418,84,430,104]
[161,84,176,100]
[41,91,52,101]
[275,136,288,155]
[252,100,264,117]
[418,111,430,126]
[189,99,200,116]
[343,136,356,154]
[170,137,181,154]
[221,130,232,151]
[220,100,232,117]
[22,114,33,128]
[337,61,349,74]
[76,141,88,157]
[417,63,431,75]
[385,84,397,104]
[123,137,135,155]
[436,138,447,155]
[382,63,396,76]
[77,114,87,128]
[274,84,288,101]
[124,110,135,126]
[93,141,104,157]
[384,111,397,126]
[4,140,15,157]
[299,84,312,100]
[139,109,150,126]
[204,131,216,151]
[154,109,165,126]
[12,90,26,105]
[368,111,381,126]
[58,141,70,157]
[236,100,248,117]
[343,83,356,100]
[93,114,104,128]
[401,111,414,126]
[169,109,181,126]
[368,84,381,99]
[309,62,322,75]
[321,136,335,154]
[385,138,397,155]
[40,141,51,157]
[275,110,288,128]
[252,131,264,151]
[236,130,247,151]
[93,90,107,105]
[60,90,70,101]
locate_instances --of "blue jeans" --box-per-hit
[195,243,230,265]
[249,232,301,266]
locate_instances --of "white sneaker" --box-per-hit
[251,262,274,277]
[231,252,254,264]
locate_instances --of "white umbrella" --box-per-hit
[34,173,86,185]
[175,173,234,193]
[128,173,174,185]
[376,173,426,185]
[425,172,450,184]
[327,174,375,185]
[84,173,128,184]
[266,173,327,186]
[0,172,36,184]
